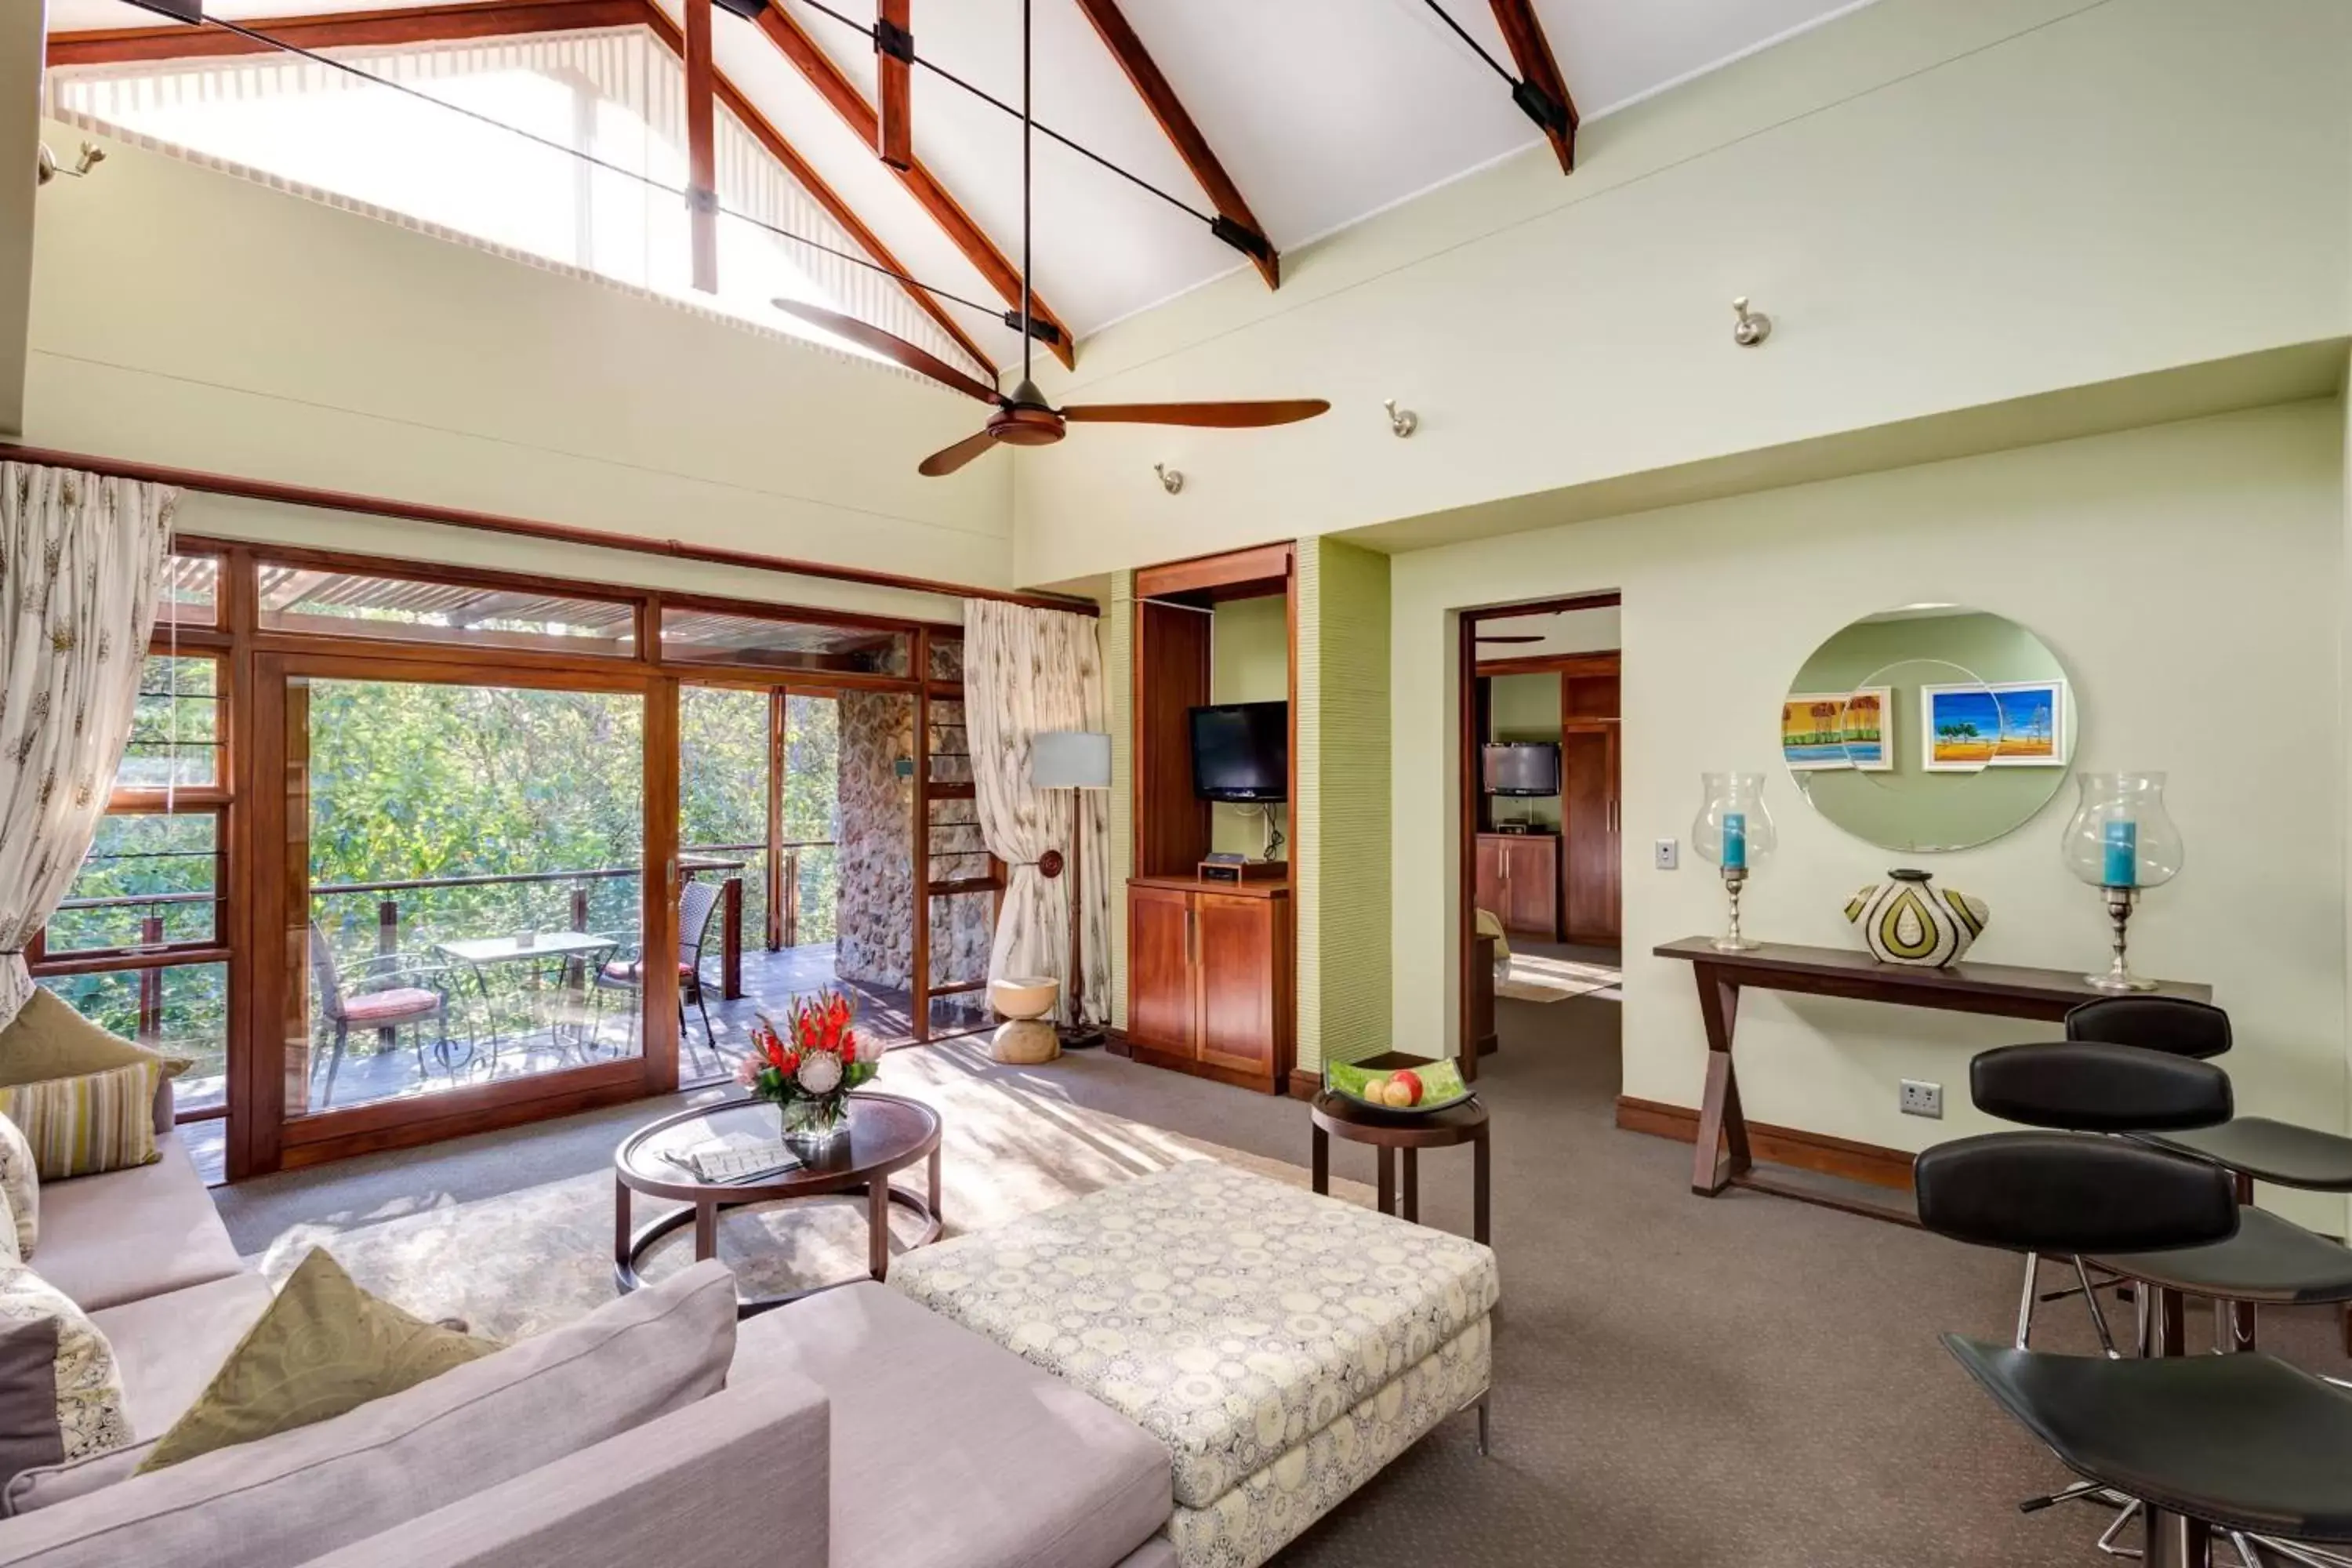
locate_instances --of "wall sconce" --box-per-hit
[35,143,107,187]
[1383,399,1418,438]
[1153,463,1183,495]
[1731,296,1772,347]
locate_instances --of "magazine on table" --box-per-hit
[662,1136,804,1185]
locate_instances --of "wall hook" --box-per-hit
[35,142,107,187]
[1731,296,1772,347]
[1153,463,1184,495]
[1383,399,1418,438]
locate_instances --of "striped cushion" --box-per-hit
[0,1065,162,1181]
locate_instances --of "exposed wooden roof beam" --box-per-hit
[1486,0,1577,173]
[640,6,1000,378]
[874,0,911,171]
[750,2,1076,369]
[45,0,644,65]
[48,0,998,379]
[684,0,719,291]
[1069,0,1277,290]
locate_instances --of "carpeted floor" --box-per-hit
[214,994,2352,1566]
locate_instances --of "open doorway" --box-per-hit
[1458,594,1623,1079]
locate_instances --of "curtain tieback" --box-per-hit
[1022,851,1066,879]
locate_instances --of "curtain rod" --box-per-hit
[0,444,1098,615]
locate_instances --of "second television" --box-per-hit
[1190,702,1287,801]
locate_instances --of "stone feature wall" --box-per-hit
[836,691,913,989]
[833,689,996,1022]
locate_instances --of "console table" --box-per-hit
[1654,937,2211,1220]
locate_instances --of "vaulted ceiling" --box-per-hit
[43,0,1870,376]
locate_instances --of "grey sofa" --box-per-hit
[0,1119,1177,1568]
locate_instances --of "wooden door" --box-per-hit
[1127,883,1196,1053]
[1563,723,1620,944]
[1473,836,1507,921]
[1195,892,1279,1076]
[1500,837,1558,938]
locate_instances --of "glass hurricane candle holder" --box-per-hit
[2060,772,2183,992]
[1693,772,1776,952]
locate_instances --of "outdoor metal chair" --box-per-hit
[307,923,467,1109]
[592,877,728,1069]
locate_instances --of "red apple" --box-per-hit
[1389,1070,1424,1106]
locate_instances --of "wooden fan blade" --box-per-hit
[769,299,1000,405]
[1060,398,1330,428]
[918,429,1002,477]
[1475,634,1544,644]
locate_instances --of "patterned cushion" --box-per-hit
[889,1162,1501,1509]
[0,1263,130,1477]
[0,1062,160,1181]
[1168,1318,1490,1568]
[0,1116,34,1258]
[340,988,441,1024]
[140,1248,499,1473]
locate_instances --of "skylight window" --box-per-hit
[46,28,961,372]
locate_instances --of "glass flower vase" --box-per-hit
[779,1094,851,1151]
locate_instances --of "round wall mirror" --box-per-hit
[1780,605,2074,851]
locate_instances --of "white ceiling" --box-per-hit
[45,0,1872,366]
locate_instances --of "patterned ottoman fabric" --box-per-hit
[888,1161,1500,1510]
[1170,1318,1490,1568]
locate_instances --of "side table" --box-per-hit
[1309,1091,1490,1244]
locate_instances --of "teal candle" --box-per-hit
[2102,820,2137,887]
[1722,811,1748,871]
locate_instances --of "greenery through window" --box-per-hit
[44,810,221,955]
[119,655,221,789]
[38,963,228,1112]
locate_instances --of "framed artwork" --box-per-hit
[1920,679,2069,771]
[1781,687,1893,772]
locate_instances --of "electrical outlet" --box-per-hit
[1653,839,1679,870]
[1900,1080,1943,1119]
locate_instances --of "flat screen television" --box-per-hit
[1483,742,1561,797]
[1190,702,1288,802]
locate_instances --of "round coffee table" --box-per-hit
[1310,1090,1490,1243]
[613,1092,943,1316]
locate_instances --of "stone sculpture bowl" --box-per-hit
[990,976,1059,1021]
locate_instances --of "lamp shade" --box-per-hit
[1031,731,1111,790]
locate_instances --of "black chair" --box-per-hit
[1969,1040,2234,1354]
[1919,1131,2352,1568]
[592,878,726,1069]
[2067,995,2233,1061]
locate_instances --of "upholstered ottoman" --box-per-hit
[889,1162,1498,1568]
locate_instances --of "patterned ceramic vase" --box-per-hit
[1844,869,1989,968]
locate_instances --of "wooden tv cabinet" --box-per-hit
[1123,874,1294,1094]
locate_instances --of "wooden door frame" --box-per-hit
[1456,593,1621,1080]
[245,649,678,1174]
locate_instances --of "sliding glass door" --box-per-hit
[254,653,673,1169]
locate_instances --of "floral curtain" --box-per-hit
[963,601,1109,1025]
[0,466,173,1029]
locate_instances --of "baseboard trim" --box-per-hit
[1614,1095,1916,1192]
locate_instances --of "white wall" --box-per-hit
[0,7,41,435]
[1392,401,2348,1226]
[1012,0,2352,586]
[22,118,1016,595]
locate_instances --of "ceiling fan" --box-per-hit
[771,0,1327,477]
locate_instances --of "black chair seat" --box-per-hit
[2141,1118,2352,1192]
[2091,1207,2352,1305]
[1944,1336,2352,1540]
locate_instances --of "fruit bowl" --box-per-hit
[1323,1059,1474,1117]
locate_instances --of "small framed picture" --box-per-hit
[1920,679,2068,771]
[1781,687,1893,772]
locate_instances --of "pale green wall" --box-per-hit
[1788,612,2072,852]
[1388,403,2349,1232]
[1210,594,1290,857]
[1297,537,1392,1073]
[1486,673,1562,831]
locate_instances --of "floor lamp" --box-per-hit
[1031,731,1110,1049]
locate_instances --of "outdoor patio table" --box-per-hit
[434,931,620,1064]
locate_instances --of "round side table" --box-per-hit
[1310,1091,1490,1244]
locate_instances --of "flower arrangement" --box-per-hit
[735,991,877,1144]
